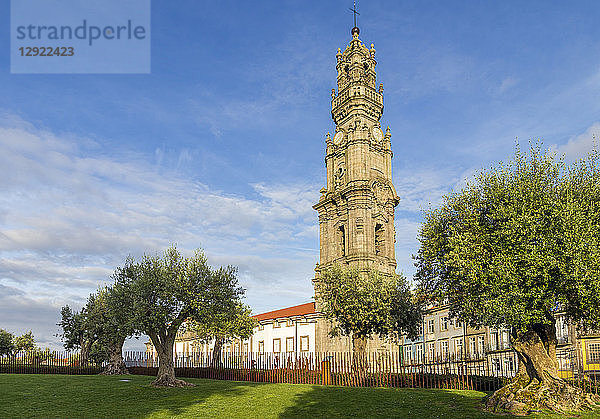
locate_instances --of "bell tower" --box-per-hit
[313,26,399,278]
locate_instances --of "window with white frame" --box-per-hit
[286,337,294,352]
[588,343,600,363]
[490,331,498,351]
[300,336,309,352]
[454,338,463,358]
[500,329,510,349]
[469,337,476,357]
[428,342,435,361]
[428,319,435,334]
[477,336,485,355]
[441,341,449,360]
[273,338,281,353]
[556,316,569,343]
[440,317,448,331]
[416,345,423,363]
[403,346,412,364]
[258,341,264,353]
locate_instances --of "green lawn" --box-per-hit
[0,374,598,418]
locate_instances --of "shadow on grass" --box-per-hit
[0,373,258,418]
[278,385,510,419]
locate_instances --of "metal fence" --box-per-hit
[1,350,598,394]
[0,351,103,375]
[125,351,512,391]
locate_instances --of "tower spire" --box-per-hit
[349,1,360,35]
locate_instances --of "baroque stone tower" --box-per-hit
[313,26,399,280]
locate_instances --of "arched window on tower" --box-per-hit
[338,225,346,257]
[375,223,384,255]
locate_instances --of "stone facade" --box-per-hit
[310,27,400,353]
[313,27,399,280]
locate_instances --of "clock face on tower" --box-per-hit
[372,127,383,142]
[333,131,344,145]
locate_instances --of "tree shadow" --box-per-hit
[278,385,515,418]
[0,373,264,418]
[127,376,258,418]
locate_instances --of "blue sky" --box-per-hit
[1,0,600,350]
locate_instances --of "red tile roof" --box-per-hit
[253,302,316,321]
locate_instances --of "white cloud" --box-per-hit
[0,115,321,348]
[550,122,600,163]
[394,165,475,213]
[498,77,519,94]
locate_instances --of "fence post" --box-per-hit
[321,355,331,385]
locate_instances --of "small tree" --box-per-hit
[86,283,136,375]
[117,247,247,387]
[414,143,600,413]
[13,331,35,352]
[0,329,15,357]
[189,303,256,367]
[314,265,422,356]
[58,305,95,365]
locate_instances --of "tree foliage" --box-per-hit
[416,144,600,331]
[85,283,137,374]
[58,277,136,370]
[414,143,600,413]
[58,305,94,359]
[190,303,255,343]
[188,302,256,366]
[13,331,35,352]
[0,329,15,356]
[116,246,248,387]
[314,265,422,348]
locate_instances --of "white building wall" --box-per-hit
[250,320,316,354]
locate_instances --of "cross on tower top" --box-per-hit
[349,1,360,35]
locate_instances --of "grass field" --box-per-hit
[1,374,599,418]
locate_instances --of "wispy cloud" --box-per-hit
[550,122,600,163]
[498,77,519,94]
[0,115,320,349]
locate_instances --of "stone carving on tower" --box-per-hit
[313,26,400,281]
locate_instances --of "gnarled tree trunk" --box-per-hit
[211,338,224,368]
[352,335,368,384]
[149,331,193,387]
[79,338,92,366]
[100,336,128,375]
[486,321,599,414]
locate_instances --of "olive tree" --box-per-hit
[314,265,422,356]
[58,305,96,365]
[116,247,247,387]
[86,282,136,375]
[0,329,15,357]
[414,144,600,413]
[13,331,35,352]
[188,303,256,367]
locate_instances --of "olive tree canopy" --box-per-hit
[414,144,600,413]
